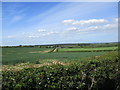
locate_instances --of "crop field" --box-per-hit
[2,47,117,65]
[59,46,118,52]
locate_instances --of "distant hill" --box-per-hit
[1,42,118,48]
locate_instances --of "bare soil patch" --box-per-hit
[29,50,52,53]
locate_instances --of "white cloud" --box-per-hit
[67,27,79,31]
[88,26,98,30]
[65,26,99,33]
[62,19,108,26]
[42,32,59,36]
[28,20,117,39]
[63,18,118,34]
[37,29,46,32]
[65,23,117,34]
[7,35,15,39]
[115,18,118,22]
[62,19,75,25]
[27,31,59,38]
[102,23,117,30]
[111,18,118,23]
[28,36,39,38]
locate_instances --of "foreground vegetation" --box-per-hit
[2,51,120,90]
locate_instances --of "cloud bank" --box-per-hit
[62,19,108,26]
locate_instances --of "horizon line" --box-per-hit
[1,41,118,46]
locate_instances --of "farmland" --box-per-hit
[59,46,118,52]
[2,46,117,65]
[1,43,120,90]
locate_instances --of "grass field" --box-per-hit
[59,46,118,52]
[2,46,118,65]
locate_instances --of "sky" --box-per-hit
[2,2,118,46]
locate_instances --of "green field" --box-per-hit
[2,46,118,65]
[59,46,118,52]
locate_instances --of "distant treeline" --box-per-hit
[1,42,118,48]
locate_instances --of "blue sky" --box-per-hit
[2,2,118,46]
